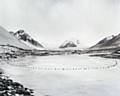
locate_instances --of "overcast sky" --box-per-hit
[0,0,120,48]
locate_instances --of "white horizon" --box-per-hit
[0,0,120,48]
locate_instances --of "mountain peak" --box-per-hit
[90,33,120,49]
[0,26,30,49]
[12,30,44,49]
[59,39,80,48]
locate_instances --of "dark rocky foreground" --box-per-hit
[0,69,34,96]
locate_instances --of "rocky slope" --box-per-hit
[0,26,30,49]
[90,34,120,49]
[12,30,44,50]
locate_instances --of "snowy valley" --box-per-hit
[0,26,120,96]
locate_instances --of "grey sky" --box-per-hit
[0,0,120,48]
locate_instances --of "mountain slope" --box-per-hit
[90,34,120,49]
[0,26,30,49]
[59,39,80,49]
[13,30,44,49]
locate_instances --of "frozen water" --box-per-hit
[0,54,120,96]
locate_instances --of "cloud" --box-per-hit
[0,0,120,47]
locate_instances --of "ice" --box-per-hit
[0,55,120,96]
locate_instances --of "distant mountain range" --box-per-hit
[90,34,120,49]
[10,30,44,49]
[1,25,120,52]
[59,39,80,49]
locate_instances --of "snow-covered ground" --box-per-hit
[0,54,120,96]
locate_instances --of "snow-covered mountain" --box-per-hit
[90,33,120,49]
[0,26,30,49]
[59,39,80,49]
[11,30,44,50]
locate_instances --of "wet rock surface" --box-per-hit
[0,72,34,96]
